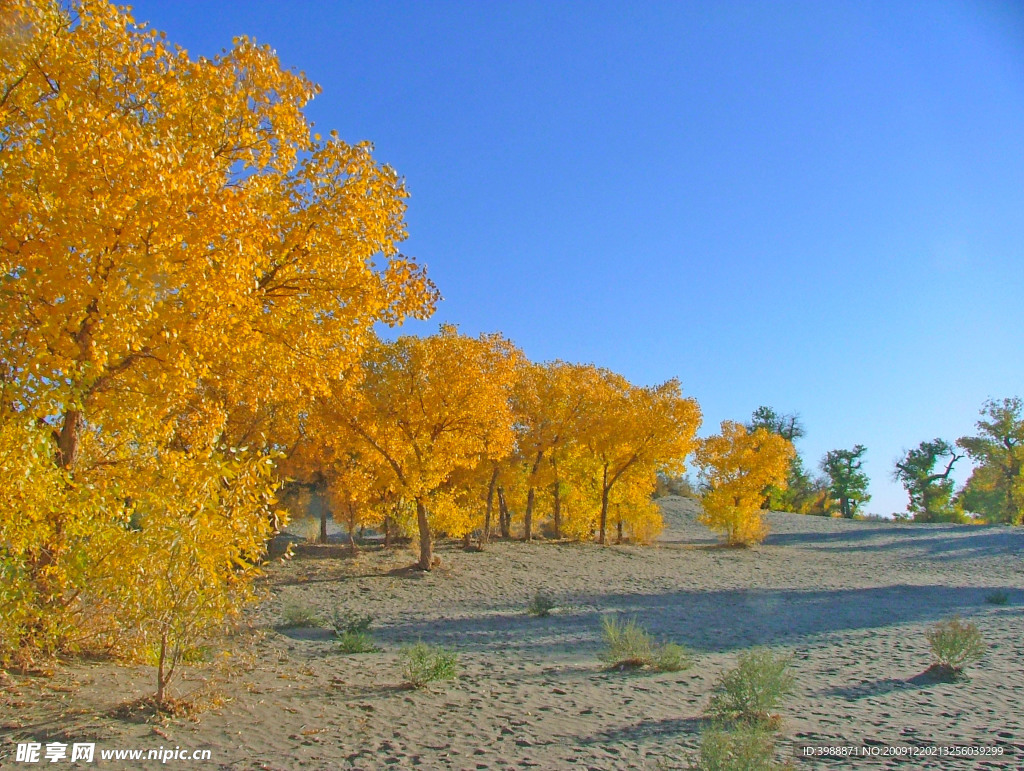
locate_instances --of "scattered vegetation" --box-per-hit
[527,591,557,617]
[984,590,1009,605]
[400,642,459,688]
[707,648,794,726]
[599,616,692,672]
[926,617,986,679]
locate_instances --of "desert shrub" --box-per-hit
[707,648,794,725]
[332,611,379,653]
[332,610,374,635]
[599,616,692,672]
[280,601,323,628]
[695,721,788,771]
[337,630,379,654]
[600,616,654,668]
[654,641,693,672]
[926,617,986,675]
[984,590,1008,606]
[400,642,459,688]
[527,591,557,617]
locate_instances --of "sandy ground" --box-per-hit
[2,496,1024,770]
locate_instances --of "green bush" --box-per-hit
[926,617,986,675]
[695,721,789,771]
[599,616,692,672]
[400,642,459,688]
[655,641,693,673]
[337,630,380,654]
[527,591,557,617]
[707,648,794,725]
[332,610,374,635]
[984,590,1008,606]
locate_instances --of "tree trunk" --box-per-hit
[524,487,535,541]
[599,463,610,545]
[483,467,498,545]
[617,518,623,544]
[416,499,433,570]
[552,480,562,539]
[347,507,359,555]
[497,487,510,538]
[57,409,83,469]
[383,514,392,548]
[320,507,329,544]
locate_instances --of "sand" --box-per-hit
[2,496,1023,769]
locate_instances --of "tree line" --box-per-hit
[737,400,1024,525]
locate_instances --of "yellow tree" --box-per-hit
[330,327,518,570]
[582,373,702,545]
[0,0,436,467]
[511,361,593,540]
[0,0,435,677]
[695,421,795,546]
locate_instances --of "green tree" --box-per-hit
[957,397,1024,524]
[893,439,964,522]
[821,445,870,518]
[746,406,814,512]
[747,406,805,443]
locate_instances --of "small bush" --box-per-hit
[599,616,692,672]
[280,601,323,628]
[985,590,1008,606]
[655,641,693,672]
[695,721,789,771]
[400,642,459,688]
[527,591,557,617]
[600,616,654,668]
[926,617,986,675]
[707,648,794,726]
[337,630,380,654]
[332,610,374,636]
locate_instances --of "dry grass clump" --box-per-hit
[599,616,692,672]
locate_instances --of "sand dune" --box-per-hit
[2,497,1023,769]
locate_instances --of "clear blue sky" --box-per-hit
[129,0,1024,517]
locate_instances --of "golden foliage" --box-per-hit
[0,0,435,695]
[696,422,795,546]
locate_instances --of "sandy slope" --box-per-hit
[2,497,1023,770]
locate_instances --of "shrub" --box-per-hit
[707,648,794,726]
[695,721,789,771]
[332,610,374,635]
[654,641,693,673]
[599,616,692,672]
[337,630,380,654]
[984,590,1008,606]
[926,617,986,676]
[527,591,557,617]
[280,601,323,628]
[600,616,654,668]
[400,642,459,688]
[332,611,379,653]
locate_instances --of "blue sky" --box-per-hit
[129,0,1024,517]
